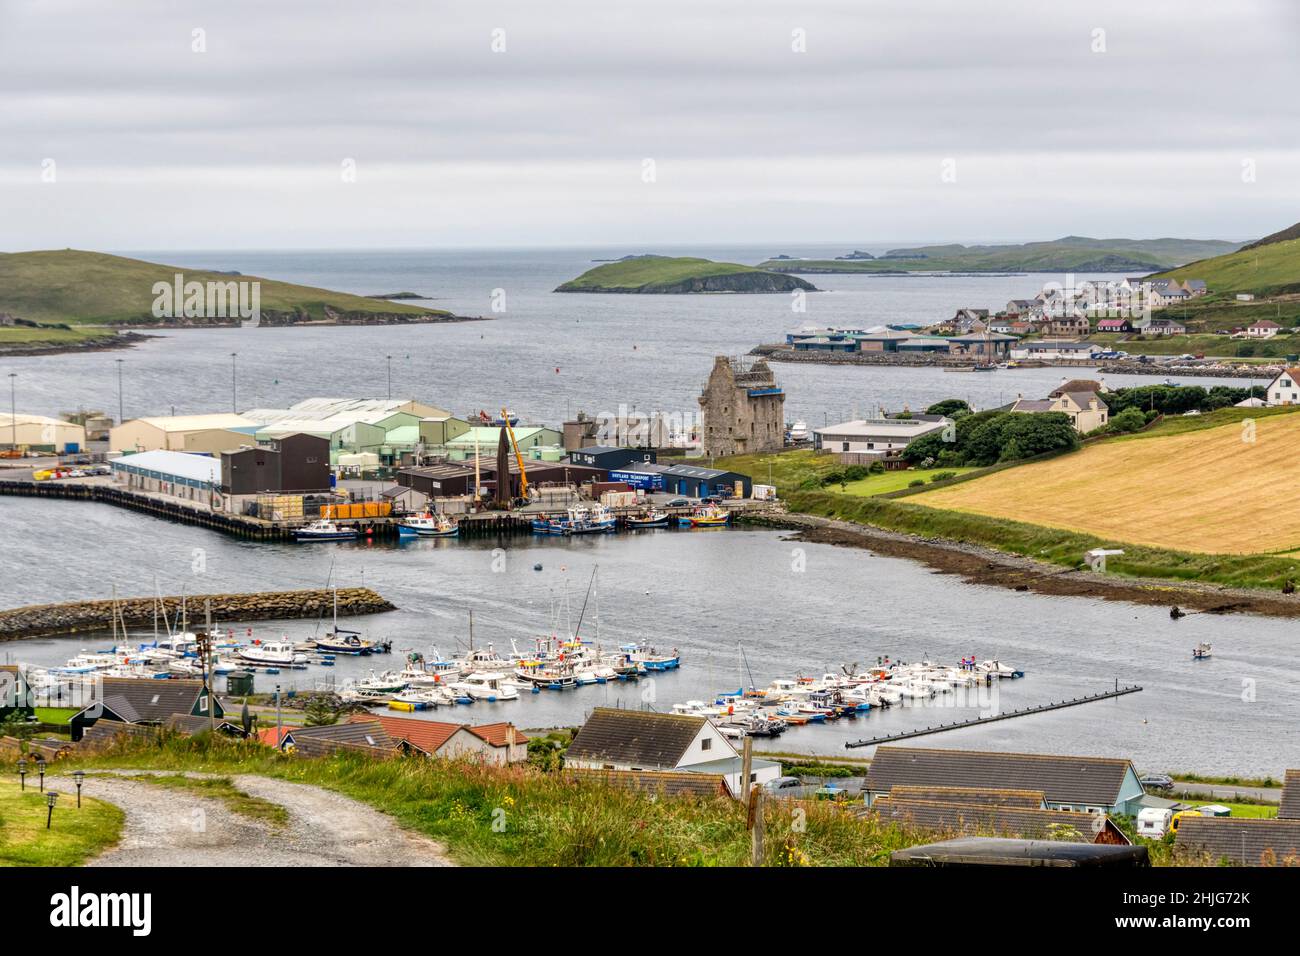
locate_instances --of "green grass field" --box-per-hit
[0,783,123,866]
[0,325,119,348]
[1158,235,1300,296]
[555,256,814,293]
[0,250,449,326]
[33,707,78,725]
[841,467,977,495]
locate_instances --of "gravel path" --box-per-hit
[47,770,452,867]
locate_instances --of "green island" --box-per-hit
[0,250,467,354]
[759,236,1241,275]
[555,255,817,294]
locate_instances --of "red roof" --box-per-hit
[349,714,466,754]
[256,726,292,747]
[469,722,530,747]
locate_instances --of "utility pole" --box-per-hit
[230,353,238,412]
[386,354,393,400]
[7,373,15,451]
[205,599,215,734]
[275,683,283,748]
[115,358,125,423]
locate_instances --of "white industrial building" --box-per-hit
[110,449,222,503]
[0,413,87,453]
[813,415,950,456]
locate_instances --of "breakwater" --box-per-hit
[0,587,395,641]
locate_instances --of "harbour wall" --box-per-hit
[0,587,396,641]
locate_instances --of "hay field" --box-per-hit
[910,414,1300,555]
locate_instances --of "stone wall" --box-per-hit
[0,588,395,641]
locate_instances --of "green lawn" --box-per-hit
[0,782,123,866]
[841,467,977,496]
[34,707,78,725]
[0,325,118,347]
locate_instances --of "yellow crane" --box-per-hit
[501,408,530,500]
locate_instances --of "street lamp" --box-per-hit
[115,358,125,423]
[46,790,58,829]
[386,355,393,400]
[7,372,15,452]
[36,756,46,791]
[72,769,85,808]
[230,353,238,412]
[17,757,27,791]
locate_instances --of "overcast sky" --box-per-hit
[2,0,1298,249]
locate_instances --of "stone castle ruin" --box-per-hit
[697,356,786,458]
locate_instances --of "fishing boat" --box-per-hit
[397,511,459,537]
[621,640,681,671]
[237,641,308,666]
[625,509,669,529]
[567,504,616,534]
[353,671,409,694]
[294,519,359,542]
[1193,641,1212,660]
[678,504,730,528]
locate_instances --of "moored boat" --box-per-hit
[397,512,459,537]
[294,519,359,542]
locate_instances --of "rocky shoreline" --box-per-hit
[0,330,156,358]
[0,587,396,641]
[737,509,1300,619]
[751,343,1270,378]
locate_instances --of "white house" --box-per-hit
[812,415,951,456]
[1245,320,1281,339]
[1266,367,1300,406]
[564,707,780,797]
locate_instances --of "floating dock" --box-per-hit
[844,683,1143,749]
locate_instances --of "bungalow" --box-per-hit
[1246,319,1281,339]
[1184,279,1208,296]
[1095,318,1131,334]
[69,677,223,742]
[1009,340,1099,361]
[354,714,529,764]
[867,791,1130,845]
[1280,769,1300,820]
[564,707,781,797]
[863,745,1151,816]
[286,719,398,758]
[1266,367,1300,406]
[812,415,951,456]
[1141,318,1186,336]
[1175,817,1300,866]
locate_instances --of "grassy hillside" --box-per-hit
[1158,235,1300,296]
[0,250,451,326]
[556,256,816,293]
[762,236,1241,275]
[910,412,1300,554]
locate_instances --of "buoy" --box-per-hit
[533,563,543,571]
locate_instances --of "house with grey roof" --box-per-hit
[1175,817,1300,866]
[564,707,779,797]
[69,677,223,742]
[863,745,1149,816]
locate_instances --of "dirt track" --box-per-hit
[48,770,452,867]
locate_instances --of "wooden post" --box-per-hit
[741,736,753,803]
[751,786,764,867]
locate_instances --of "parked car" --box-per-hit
[764,776,802,791]
[1139,772,1174,792]
[665,497,690,507]
[701,494,725,504]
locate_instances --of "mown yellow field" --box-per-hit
[911,415,1300,554]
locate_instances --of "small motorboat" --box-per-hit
[397,512,459,537]
[788,420,809,443]
[1193,642,1212,660]
[294,519,359,542]
[237,640,308,666]
[625,510,669,529]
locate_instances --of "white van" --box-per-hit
[1136,807,1173,839]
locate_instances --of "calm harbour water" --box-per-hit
[3,496,1295,777]
[1,246,1290,774]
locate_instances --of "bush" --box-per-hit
[1109,406,1147,433]
[868,461,885,474]
[843,465,868,481]
[908,478,925,487]
[925,398,971,418]
[929,471,957,483]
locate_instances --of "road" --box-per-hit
[49,770,453,867]
[1168,782,1281,804]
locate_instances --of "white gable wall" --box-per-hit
[675,723,738,768]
